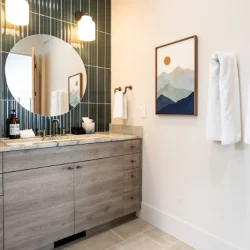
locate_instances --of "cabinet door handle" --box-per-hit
[130,174,135,178]
[130,160,135,163]
[130,196,134,200]
[77,166,83,169]
[68,167,74,170]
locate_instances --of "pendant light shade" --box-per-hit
[6,0,29,26]
[77,14,95,42]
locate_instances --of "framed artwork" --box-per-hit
[155,35,198,115]
[68,73,83,110]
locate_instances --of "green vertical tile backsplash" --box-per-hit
[28,12,40,36]
[51,0,62,20]
[0,0,111,137]
[40,0,51,17]
[40,15,50,34]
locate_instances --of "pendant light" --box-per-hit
[75,12,95,42]
[6,0,29,26]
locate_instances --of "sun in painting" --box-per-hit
[164,56,171,65]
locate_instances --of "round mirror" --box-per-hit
[5,35,87,116]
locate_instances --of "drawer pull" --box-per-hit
[130,196,134,200]
[130,174,135,178]
[130,160,135,163]
[77,166,83,169]
[68,167,74,170]
[130,145,135,149]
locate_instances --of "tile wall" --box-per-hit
[0,0,111,137]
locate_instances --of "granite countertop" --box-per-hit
[0,132,141,152]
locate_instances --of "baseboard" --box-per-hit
[137,202,243,250]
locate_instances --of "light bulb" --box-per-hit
[6,0,29,26]
[78,15,95,42]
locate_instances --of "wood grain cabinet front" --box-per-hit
[4,164,75,250]
[123,154,140,170]
[2,139,142,250]
[123,140,141,155]
[74,157,124,234]
[0,197,3,250]
[124,190,140,215]
[124,168,140,193]
[3,141,124,172]
[0,153,2,174]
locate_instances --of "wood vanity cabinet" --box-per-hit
[1,140,142,250]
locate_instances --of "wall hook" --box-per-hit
[114,87,122,93]
[123,85,132,94]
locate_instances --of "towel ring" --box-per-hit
[123,85,132,94]
[114,87,122,93]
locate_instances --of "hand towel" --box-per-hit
[51,91,59,116]
[206,52,241,145]
[113,92,127,119]
[58,90,68,115]
[245,87,250,144]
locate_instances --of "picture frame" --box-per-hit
[155,35,198,116]
[68,73,83,110]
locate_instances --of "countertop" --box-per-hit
[0,133,141,152]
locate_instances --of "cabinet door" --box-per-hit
[74,157,124,233]
[4,164,74,250]
[0,197,3,250]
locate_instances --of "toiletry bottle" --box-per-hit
[8,109,20,139]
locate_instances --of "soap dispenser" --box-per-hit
[8,109,20,139]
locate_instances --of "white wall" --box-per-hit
[112,1,250,250]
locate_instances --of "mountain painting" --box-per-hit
[156,36,198,115]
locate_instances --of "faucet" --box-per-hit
[38,129,46,140]
[51,119,60,137]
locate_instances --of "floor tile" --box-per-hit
[108,234,163,250]
[143,228,178,248]
[60,230,123,250]
[168,241,195,250]
[111,218,154,240]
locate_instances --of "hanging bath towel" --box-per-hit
[206,52,241,145]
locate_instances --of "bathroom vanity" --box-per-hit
[1,17,140,250]
[0,133,142,250]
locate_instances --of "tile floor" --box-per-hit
[59,217,195,250]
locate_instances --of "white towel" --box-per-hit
[113,92,127,119]
[51,91,59,116]
[51,90,68,116]
[245,87,250,144]
[20,129,35,139]
[58,91,68,115]
[206,52,241,145]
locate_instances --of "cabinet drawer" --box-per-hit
[123,154,140,170]
[3,141,124,172]
[124,168,140,192]
[123,140,141,155]
[124,190,140,215]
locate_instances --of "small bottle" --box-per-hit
[8,109,20,139]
